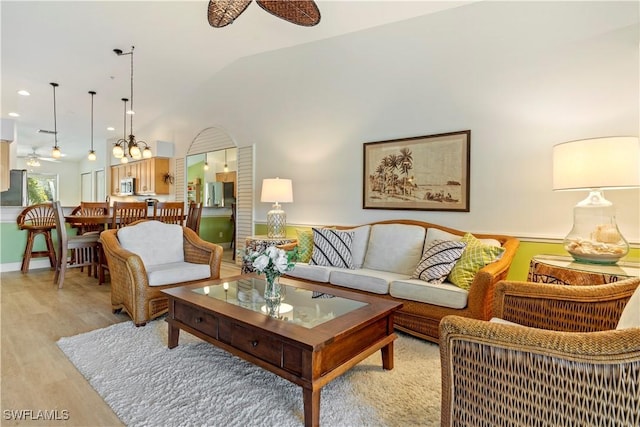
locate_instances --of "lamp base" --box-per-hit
[266,203,286,239]
[563,190,629,265]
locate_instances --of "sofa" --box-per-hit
[101,220,223,326]
[284,219,519,342]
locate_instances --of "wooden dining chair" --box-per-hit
[77,201,110,234]
[111,201,148,229]
[52,201,100,289]
[154,201,185,225]
[186,202,203,234]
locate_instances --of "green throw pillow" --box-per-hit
[448,233,505,290]
[296,228,314,263]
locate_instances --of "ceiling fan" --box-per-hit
[208,0,320,28]
[18,148,61,166]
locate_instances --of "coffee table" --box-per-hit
[162,274,403,427]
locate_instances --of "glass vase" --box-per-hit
[263,275,282,317]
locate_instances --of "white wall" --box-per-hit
[139,1,640,242]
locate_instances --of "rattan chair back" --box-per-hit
[154,201,185,225]
[111,201,148,229]
[186,202,203,234]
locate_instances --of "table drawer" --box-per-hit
[174,301,218,338]
[230,323,283,366]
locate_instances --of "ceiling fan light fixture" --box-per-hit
[256,0,321,26]
[208,0,252,27]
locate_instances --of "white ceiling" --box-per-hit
[1,0,472,161]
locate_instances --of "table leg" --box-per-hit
[168,322,180,349]
[303,387,320,427]
[381,341,394,370]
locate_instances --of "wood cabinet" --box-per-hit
[110,157,171,195]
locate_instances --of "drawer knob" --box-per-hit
[195,317,203,323]
[251,340,258,348]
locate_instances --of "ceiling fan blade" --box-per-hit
[208,0,252,27]
[256,0,320,27]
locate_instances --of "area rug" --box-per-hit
[57,320,441,426]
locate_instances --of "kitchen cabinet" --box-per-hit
[187,178,201,204]
[110,157,171,195]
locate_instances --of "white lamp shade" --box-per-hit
[553,136,640,191]
[261,178,293,203]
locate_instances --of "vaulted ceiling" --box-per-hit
[1,1,472,161]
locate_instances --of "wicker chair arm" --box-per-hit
[465,236,520,320]
[277,242,298,251]
[100,230,149,288]
[494,277,639,332]
[182,227,223,279]
[439,315,640,427]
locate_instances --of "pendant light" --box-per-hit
[50,82,62,159]
[87,91,97,161]
[223,149,229,172]
[112,46,152,160]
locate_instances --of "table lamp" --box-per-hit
[261,178,293,238]
[553,136,640,264]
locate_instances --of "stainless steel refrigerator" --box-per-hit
[0,169,27,206]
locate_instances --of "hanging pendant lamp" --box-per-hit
[87,91,97,161]
[112,46,151,160]
[50,82,62,159]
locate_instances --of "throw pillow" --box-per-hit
[296,228,314,263]
[616,284,640,330]
[448,233,505,290]
[411,240,467,284]
[309,228,354,269]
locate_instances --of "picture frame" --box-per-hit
[363,130,470,212]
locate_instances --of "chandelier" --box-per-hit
[112,46,151,162]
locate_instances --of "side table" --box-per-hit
[528,254,640,286]
[242,235,297,273]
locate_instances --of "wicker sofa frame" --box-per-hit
[439,277,640,426]
[101,221,223,326]
[283,219,519,343]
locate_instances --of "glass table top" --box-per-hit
[192,277,367,328]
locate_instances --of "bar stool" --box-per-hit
[16,203,57,273]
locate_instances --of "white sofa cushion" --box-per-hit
[339,225,371,268]
[330,268,409,294]
[146,262,211,287]
[390,279,468,309]
[286,262,336,283]
[616,284,640,330]
[363,224,426,275]
[309,228,354,269]
[117,220,184,266]
[426,227,501,248]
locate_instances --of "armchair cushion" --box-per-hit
[117,220,184,266]
[146,262,211,287]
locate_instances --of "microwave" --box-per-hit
[120,177,135,195]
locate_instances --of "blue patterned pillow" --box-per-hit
[309,228,354,269]
[412,240,467,283]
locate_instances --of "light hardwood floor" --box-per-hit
[1,258,241,427]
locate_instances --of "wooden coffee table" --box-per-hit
[162,274,403,427]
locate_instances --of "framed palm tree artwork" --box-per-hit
[363,130,470,212]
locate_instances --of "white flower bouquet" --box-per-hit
[244,245,298,284]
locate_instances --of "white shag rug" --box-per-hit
[57,320,441,426]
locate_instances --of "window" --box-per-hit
[27,173,58,204]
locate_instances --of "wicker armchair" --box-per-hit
[100,220,223,326]
[440,277,640,427]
